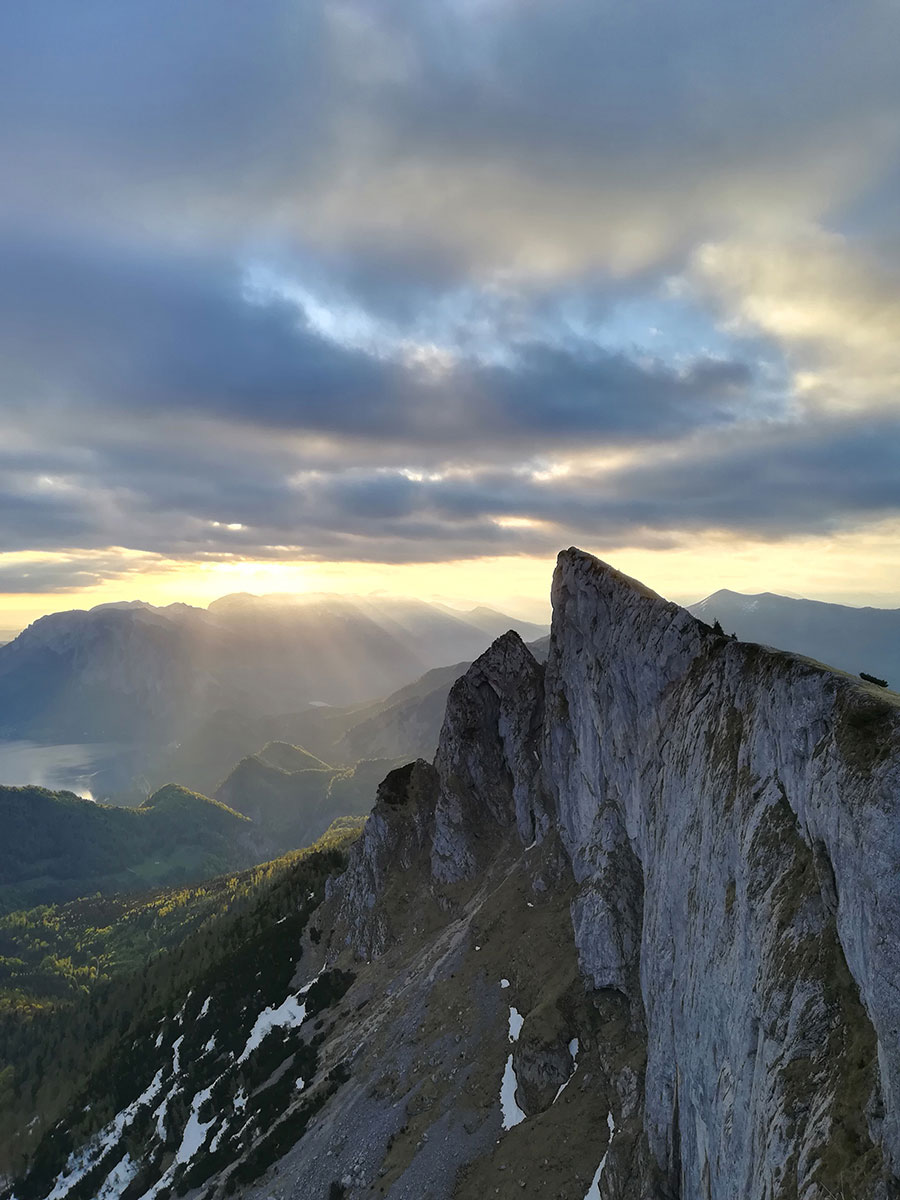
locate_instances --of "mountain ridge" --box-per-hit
[8,549,900,1199]
[689,586,900,687]
[695,586,900,614]
[310,548,900,1197]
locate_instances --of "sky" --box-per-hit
[2,0,900,629]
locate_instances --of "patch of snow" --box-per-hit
[204,1035,216,1053]
[236,975,319,1064]
[475,944,481,951]
[526,901,534,908]
[45,1068,164,1199]
[175,1083,216,1165]
[500,978,510,989]
[153,1089,174,1132]
[296,1076,306,1090]
[152,1082,179,1141]
[553,1037,580,1102]
[138,1081,219,1200]
[583,1111,616,1198]
[524,840,537,851]
[500,1056,526,1130]
[95,1153,138,1200]
[199,995,211,1018]
[508,1007,524,1042]
[234,1088,247,1111]
[152,1035,184,1139]
[154,1029,164,1049]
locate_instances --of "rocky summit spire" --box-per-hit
[546,547,900,1195]
[330,546,900,1197]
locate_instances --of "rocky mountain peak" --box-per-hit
[13,549,900,1200]
[320,547,900,1198]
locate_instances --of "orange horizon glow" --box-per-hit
[2,520,900,634]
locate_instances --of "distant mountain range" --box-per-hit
[0,631,550,914]
[0,593,547,747]
[689,589,900,687]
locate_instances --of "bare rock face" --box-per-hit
[432,630,546,883]
[334,758,440,958]
[544,549,900,1199]
[331,548,900,1199]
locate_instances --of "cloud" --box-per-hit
[2,406,899,580]
[2,1,898,268]
[691,229,900,413]
[0,232,758,454]
[0,0,900,591]
[0,551,164,594]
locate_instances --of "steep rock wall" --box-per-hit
[335,548,900,1199]
[547,550,900,1199]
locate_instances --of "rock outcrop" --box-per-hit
[325,548,900,1199]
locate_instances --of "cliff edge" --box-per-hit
[325,547,900,1199]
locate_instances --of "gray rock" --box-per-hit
[333,546,900,1198]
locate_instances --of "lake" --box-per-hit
[0,740,144,803]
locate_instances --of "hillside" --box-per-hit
[690,588,900,687]
[0,821,363,1178]
[9,549,900,1198]
[0,784,258,914]
[214,749,398,851]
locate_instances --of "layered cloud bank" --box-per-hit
[2,0,900,603]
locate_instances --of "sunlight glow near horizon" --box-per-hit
[2,522,900,632]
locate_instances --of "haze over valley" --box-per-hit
[0,592,546,799]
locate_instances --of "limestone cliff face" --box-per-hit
[334,548,900,1199]
[547,550,900,1199]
